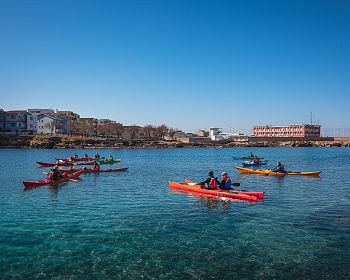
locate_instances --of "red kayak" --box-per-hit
[37,161,95,167]
[55,157,99,162]
[169,181,258,202]
[184,179,264,199]
[23,170,83,189]
[77,167,128,173]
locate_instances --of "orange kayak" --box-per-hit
[183,179,264,199]
[169,181,258,202]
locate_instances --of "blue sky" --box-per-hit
[1,0,349,133]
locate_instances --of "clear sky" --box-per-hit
[1,0,349,133]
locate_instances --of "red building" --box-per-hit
[253,124,321,138]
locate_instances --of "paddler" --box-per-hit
[49,165,64,181]
[95,152,100,159]
[219,172,232,190]
[83,153,89,158]
[199,171,219,189]
[249,152,254,159]
[107,154,113,161]
[253,158,260,164]
[92,161,100,171]
[272,162,286,173]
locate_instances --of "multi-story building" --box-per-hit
[0,109,5,131]
[36,114,67,135]
[98,119,114,125]
[27,109,55,133]
[5,110,28,133]
[56,110,80,122]
[195,130,209,137]
[209,127,222,141]
[253,124,321,138]
[80,118,98,136]
[57,110,80,135]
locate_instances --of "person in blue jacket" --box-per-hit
[219,172,232,190]
[272,162,286,173]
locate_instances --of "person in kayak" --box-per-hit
[83,153,89,158]
[199,171,220,189]
[72,153,78,159]
[95,152,100,159]
[219,172,232,190]
[107,155,113,161]
[272,162,286,173]
[49,166,64,181]
[253,158,261,164]
[92,161,100,171]
[249,152,254,159]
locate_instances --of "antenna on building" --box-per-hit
[310,112,313,125]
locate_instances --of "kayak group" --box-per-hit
[170,152,320,202]
[25,151,321,204]
[23,153,128,190]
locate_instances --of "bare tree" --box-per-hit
[144,124,156,139]
[97,123,108,137]
[111,123,124,138]
[156,124,169,139]
[128,125,140,139]
[80,122,92,137]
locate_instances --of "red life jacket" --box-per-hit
[48,171,55,180]
[93,164,100,171]
[209,178,219,189]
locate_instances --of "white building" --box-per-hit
[36,114,62,135]
[209,127,222,141]
[27,109,54,133]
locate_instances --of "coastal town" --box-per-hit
[1,107,348,148]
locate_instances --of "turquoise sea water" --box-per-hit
[0,147,349,279]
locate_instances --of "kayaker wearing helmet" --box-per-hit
[219,172,232,190]
[272,162,286,173]
[49,165,64,181]
[199,171,219,189]
[92,161,100,171]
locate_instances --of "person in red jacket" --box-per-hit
[92,161,100,171]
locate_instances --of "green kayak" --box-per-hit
[98,159,121,165]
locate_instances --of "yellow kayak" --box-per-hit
[234,166,321,176]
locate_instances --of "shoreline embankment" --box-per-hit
[0,135,349,149]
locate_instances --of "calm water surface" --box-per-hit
[0,147,349,279]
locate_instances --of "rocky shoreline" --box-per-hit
[0,135,350,149]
